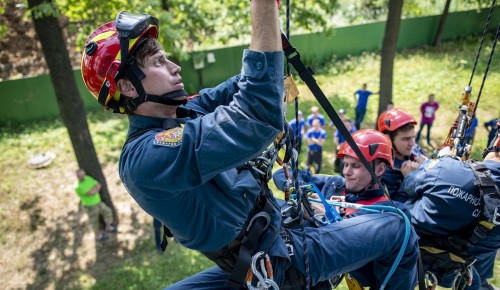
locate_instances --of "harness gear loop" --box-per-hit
[246,252,279,290]
[425,271,438,290]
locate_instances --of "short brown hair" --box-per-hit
[394,123,415,136]
[133,38,162,67]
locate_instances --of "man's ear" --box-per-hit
[375,161,387,177]
[116,79,139,98]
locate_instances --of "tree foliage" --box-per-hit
[53,0,338,61]
[335,0,491,25]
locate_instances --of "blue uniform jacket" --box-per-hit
[382,156,416,202]
[119,50,289,257]
[400,157,500,237]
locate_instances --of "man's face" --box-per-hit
[76,170,86,181]
[312,119,321,130]
[343,156,371,192]
[393,128,415,158]
[140,51,184,96]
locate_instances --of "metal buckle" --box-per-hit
[493,207,500,225]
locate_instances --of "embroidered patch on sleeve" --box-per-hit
[153,127,183,147]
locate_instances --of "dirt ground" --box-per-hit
[0,2,81,81]
[0,160,154,290]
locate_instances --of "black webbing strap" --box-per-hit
[465,160,500,244]
[417,251,428,290]
[226,198,274,288]
[280,32,387,194]
[160,225,174,251]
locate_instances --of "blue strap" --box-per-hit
[306,182,342,224]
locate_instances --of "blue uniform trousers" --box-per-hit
[165,212,418,289]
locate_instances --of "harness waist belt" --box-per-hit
[201,195,274,289]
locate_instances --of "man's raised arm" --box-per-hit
[250,0,281,52]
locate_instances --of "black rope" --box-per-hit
[286,0,291,76]
[285,1,311,289]
[468,0,496,87]
[472,20,499,119]
[461,0,499,150]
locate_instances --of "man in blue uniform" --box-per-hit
[378,108,427,201]
[399,135,500,289]
[274,129,417,289]
[81,3,418,289]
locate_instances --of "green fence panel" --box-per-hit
[0,70,100,123]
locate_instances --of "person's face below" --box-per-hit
[393,129,415,158]
[140,51,184,96]
[343,156,372,192]
[76,170,85,181]
[312,120,321,130]
[429,95,435,103]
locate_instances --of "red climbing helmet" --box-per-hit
[338,129,394,168]
[377,108,417,133]
[81,11,159,112]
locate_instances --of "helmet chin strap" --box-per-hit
[122,56,188,112]
[124,89,188,112]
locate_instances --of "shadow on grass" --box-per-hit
[25,205,87,290]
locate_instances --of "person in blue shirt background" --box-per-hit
[81,3,419,289]
[289,110,305,154]
[353,83,379,129]
[333,116,357,175]
[306,119,327,174]
[465,110,479,145]
[306,106,326,128]
[484,116,499,148]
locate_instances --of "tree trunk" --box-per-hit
[433,0,452,47]
[161,0,169,11]
[27,0,118,225]
[378,0,404,121]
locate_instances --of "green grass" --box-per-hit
[0,34,499,289]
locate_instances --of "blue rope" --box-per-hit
[304,182,342,223]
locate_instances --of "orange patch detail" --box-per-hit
[153,127,183,147]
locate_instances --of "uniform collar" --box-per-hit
[128,106,197,131]
[344,187,385,203]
